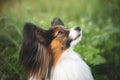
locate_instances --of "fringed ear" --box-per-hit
[23,22,37,39]
[19,23,52,79]
[20,22,40,75]
[23,22,47,44]
[51,17,64,26]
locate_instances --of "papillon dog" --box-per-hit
[20,18,94,80]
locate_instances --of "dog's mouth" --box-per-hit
[71,33,81,41]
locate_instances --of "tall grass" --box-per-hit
[0,0,120,80]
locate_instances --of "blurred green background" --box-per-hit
[0,0,120,80]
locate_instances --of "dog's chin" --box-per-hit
[69,31,82,48]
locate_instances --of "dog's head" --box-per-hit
[50,17,82,49]
[49,18,82,66]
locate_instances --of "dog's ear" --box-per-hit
[23,22,46,43]
[23,23,37,40]
[51,17,64,26]
[20,22,52,79]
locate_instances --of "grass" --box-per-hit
[0,0,120,80]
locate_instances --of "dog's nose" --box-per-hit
[74,26,81,31]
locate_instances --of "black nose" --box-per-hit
[74,26,81,31]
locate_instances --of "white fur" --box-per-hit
[29,76,36,80]
[51,27,94,80]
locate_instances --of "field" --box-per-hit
[0,0,120,80]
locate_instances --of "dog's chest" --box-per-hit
[51,49,94,80]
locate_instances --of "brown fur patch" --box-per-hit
[49,26,69,67]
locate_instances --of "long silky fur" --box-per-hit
[19,23,52,80]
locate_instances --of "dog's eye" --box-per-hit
[57,31,64,36]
